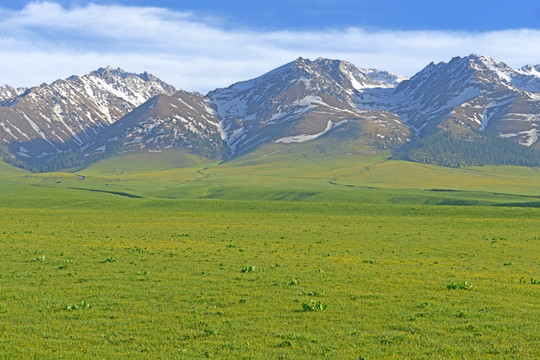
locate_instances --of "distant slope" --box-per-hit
[82,91,223,162]
[81,148,207,176]
[0,159,28,176]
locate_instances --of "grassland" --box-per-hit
[0,143,539,359]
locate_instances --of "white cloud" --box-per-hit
[0,2,539,93]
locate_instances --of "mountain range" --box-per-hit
[1,54,539,171]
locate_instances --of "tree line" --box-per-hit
[392,132,540,168]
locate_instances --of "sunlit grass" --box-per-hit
[0,145,539,358]
[0,200,538,358]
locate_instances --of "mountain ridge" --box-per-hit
[0,67,177,168]
[1,54,539,172]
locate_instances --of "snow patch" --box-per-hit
[499,129,539,146]
[298,78,312,90]
[275,120,343,144]
[520,129,539,146]
[25,115,42,134]
[443,87,482,110]
[226,126,246,154]
[347,71,366,91]
[294,95,326,108]
[481,108,491,131]
[365,69,408,87]
[53,103,63,120]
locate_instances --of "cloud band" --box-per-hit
[1,2,539,92]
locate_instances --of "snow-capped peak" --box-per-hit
[518,64,540,76]
[0,66,177,160]
[464,54,515,83]
[92,66,128,77]
[512,64,540,93]
[0,85,27,104]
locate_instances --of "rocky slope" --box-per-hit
[83,91,223,160]
[0,67,176,163]
[208,57,411,156]
[391,55,540,148]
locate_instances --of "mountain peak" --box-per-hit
[466,54,505,68]
[83,67,176,94]
[447,54,497,66]
[467,53,493,61]
[91,66,129,79]
[139,71,154,82]
[291,57,314,71]
[292,56,308,66]
[519,64,540,75]
[408,54,516,88]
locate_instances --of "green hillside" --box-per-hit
[0,159,29,176]
[1,144,539,359]
[2,137,537,207]
[72,137,540,202]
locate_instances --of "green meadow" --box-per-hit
[0,142,539,359]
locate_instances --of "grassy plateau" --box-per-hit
[0,141,539,359]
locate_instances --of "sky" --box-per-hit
[0,0,539,93]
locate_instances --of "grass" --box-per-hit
[0,144,539,358]
[0,198,538,359]
[1,144,538,208]
[446,281,473,290]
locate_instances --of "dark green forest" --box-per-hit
[393,132,540,167]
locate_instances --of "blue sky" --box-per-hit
[3,0,539,31]
[0,1,539,92]
[102,0,540,31]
